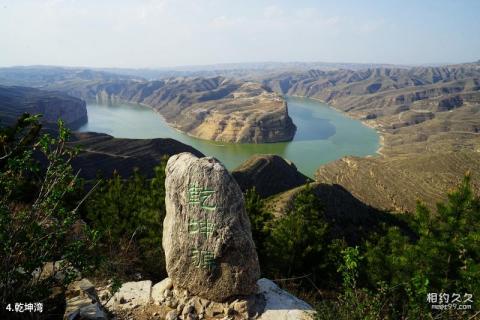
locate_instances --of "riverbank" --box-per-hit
[79,97,379,178]
[288,94,384,156]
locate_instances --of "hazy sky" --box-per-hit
[1,0,479,68]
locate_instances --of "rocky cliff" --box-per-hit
[260,64,480,156]
[0,85,87,129]
[48,77,297,143]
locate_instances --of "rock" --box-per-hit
[231,300,248,314]
[257,278,315,320]
[166,310,179,320]
[106,280,152,311]
[232,154,311,197]
[184,314,198,320]
[224,306,234,316]
[64,278,108,320]
[166,297,178,309]
[79,303,108,319]
[177,303,185,313]
[163,153,260,301]
[204,302,224,318]
[182,304,195,316]
[152,278,174,304]
[192,297,204,314]
[33,260,81,283]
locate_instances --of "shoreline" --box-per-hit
[288,94,385,156]
[86,95,385,154]
[87,98,296,145]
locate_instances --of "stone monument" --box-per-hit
[163,152,260,302]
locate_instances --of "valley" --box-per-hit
[46,76,297,144]
[1,62,479,211]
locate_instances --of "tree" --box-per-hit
[363,175,480,318]
[265,185,329,281]
[0,115,98,313]
[84,159,168,280]
[244,187,272,261]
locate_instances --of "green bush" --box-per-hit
[263,185,329,280]
[0,115,98,311]
[316,175,480,319]
[84,161,167,281]
[361,175,480,318]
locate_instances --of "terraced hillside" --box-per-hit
[46,76,296,144]
[315,151,480,213]
[261,63,480,155]
[260,63,480,213]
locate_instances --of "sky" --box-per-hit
[0,0,479,68]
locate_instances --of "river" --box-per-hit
[77,96,379,178]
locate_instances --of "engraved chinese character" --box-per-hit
[187,184,216,211]
[190,248,215,270]
[188,218,215,237]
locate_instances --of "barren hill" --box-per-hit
[261,64,480,155]
[47,76,297,144]
[315,151,480,213]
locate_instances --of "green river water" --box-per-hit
[78,96,379,178]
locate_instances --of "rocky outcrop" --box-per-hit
[163,152,260,301]
[0,85,87,129]
[232,154,311,197]
[48,77,297,143]
[257,278,315,320]
[83,277,315,320]
[64,278,108,320]
[106,280,153,311]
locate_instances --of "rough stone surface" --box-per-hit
[106,280,152,311]
[163,152,260,301]
[257,278,315,320]
[64,278,108,320]
[68,277,314,320]
[151,278,173,304]
[166,310,179,320]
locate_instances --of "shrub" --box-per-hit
[84,160,168,281]
[0,115,98,314]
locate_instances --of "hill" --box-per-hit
[315,151,480,213]
[0,85,87,128]
[260,64,480,155]
[46,76,297,143]
[68,131,203,181]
